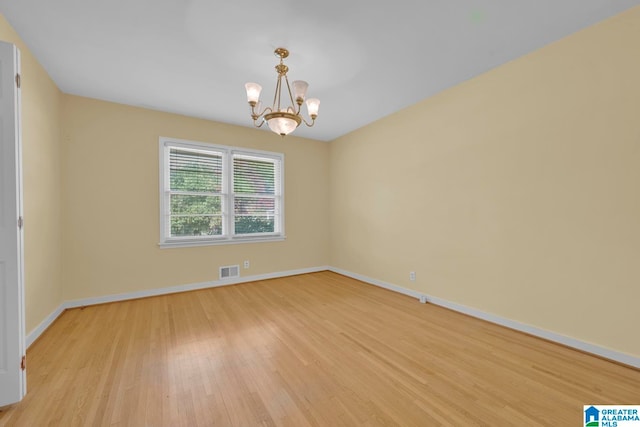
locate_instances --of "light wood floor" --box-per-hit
[1,272,638,426]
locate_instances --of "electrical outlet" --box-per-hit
[419,295,427,304]
[243,260,250,269]
[409,271,416,281]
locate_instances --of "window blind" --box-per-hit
[160,138,284,247]
[168,148,224,237]
[233,154,280,235]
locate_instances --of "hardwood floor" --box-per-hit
[1,271,638,426]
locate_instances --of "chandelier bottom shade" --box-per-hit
[267,116,299,136]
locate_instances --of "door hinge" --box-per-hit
[18,216,23,229]
[21,355,26,371]
[16,73,21,89]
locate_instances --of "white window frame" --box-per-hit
[159,137,285,248]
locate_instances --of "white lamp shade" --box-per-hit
[267,117,299,136]
[292,80,309,101]
[306,98,320,117]
[245,82,262,103]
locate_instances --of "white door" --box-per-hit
[0,41,26,407]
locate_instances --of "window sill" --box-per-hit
[158,235,286,249]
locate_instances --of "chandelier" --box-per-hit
[245,48,320,136]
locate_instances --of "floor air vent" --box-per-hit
[219,265,240,280]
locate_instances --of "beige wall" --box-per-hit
[330,7,640,358]
[61,95,330,300]
[0,15,64,334]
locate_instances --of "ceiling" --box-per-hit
[1,0,639,141]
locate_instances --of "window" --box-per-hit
[159,137,284,247]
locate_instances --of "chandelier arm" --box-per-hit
[251,104,272,119]
[300,117,316,127]
[253,118,266,128]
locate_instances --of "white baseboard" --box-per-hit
[64,266,329,309]
[328,267,640,369]
[329,267,423,299]
[26,266,329,348]
[26,304,66,348]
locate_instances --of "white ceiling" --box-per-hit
[1,0,639,141]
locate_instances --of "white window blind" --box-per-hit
[159,138,284,247]
[168,147,224,237]
[233,154,281,235]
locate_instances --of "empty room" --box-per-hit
[1,1,639,426]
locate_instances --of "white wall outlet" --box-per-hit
[419,295,427,304]
[409,271,416,281]
[243,260,250,269]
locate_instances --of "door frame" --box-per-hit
[0,40,26,407]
